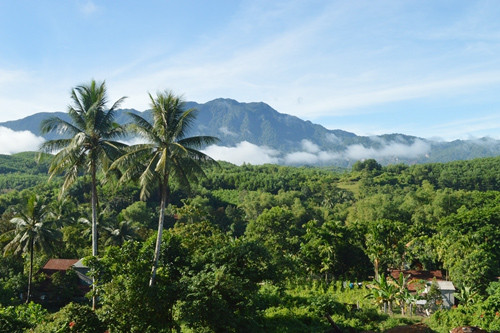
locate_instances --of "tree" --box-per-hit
[364,219,405,280]
[40,79,127,308]
[111,90,218,286]
[300,219,370,282]
[92,236,188,332]
[104,220,139,246]
[246,206,301,278]
[2,194,60,303]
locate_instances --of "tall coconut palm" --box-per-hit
[2,194,61,303]
[111,90,218,286]
[40,79,127,308]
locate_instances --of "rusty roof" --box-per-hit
[390,270,447,292]
[42,259,79,271]
[390,270,444,281]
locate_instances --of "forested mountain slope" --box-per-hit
[1,99,500,166]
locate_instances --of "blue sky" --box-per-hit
[1,0,500,141]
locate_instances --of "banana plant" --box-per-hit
[366,274,398,313]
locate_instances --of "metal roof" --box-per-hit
[42,259,79,271]
[437,280,455,291]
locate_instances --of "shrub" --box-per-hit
[0,302,48,332]
[34,302,105,333]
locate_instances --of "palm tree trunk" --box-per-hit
[26,239,34,304]
[91,162,98,310]
[149,177,168,287]
[374,257,380,281]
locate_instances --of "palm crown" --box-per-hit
[111,90,218,286]
[40,80,127,195]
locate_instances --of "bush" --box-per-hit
[34,302,105,333]
[0,310,27,333]
[0,302,48,332]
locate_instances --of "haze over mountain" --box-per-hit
[1,98,499,167]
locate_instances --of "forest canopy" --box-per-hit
[1,152,499,332]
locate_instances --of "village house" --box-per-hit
[390,269,456,309]
[36,258,90,305]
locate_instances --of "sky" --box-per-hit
[1,0,500,148]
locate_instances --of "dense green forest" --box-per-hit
[0,81,499,332]
[1,151,499,332]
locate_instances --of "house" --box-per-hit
[434,280,455,308]
[390,269,456,309]
[37,258,91,305]
[41,258,91,286]
[72,258,92,286]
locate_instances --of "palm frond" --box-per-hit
[106,123,128,140]
[139,156,160,200]
[174,108,197,139]
[39,138,73,153]
[127,113,155,133]
[178,135,219,149]
[40,117,82,136]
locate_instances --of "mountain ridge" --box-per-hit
[1,98,499,166]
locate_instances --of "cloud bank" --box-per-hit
[203,141,280,165]
[203,138,431,166]
[345,139,431,160]
[0,127,45,154]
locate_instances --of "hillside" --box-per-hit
[1,99,499,166]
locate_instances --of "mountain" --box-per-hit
[1,98,500,166]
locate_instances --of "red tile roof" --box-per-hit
[390,270,444,281]
[390,270,446,292]
[42,259,79,272]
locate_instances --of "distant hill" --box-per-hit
[1,98,500,166]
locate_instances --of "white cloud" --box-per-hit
[119,136,149,146]
[284,146,342,165]
[284,138,430,165]
[0,127,45,154]
[284,151,318,164]
[345,139,431,160]
[202,141,280,165]
[219,126,238,137]
[325,133,341,144]
[318,151,341,162]
[300,139,320,153]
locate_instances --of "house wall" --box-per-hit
[441,290,454,308]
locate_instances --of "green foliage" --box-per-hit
[259,281,419,332]
[0,152,50,176]
[366,274,398,313]
[174,222,275,332]
[34,302,105,333]
[2,193,62,303]
[245,206,300,277]
[119,200,154,227]
[300,219,370,281]
[95,238,185,332]
[364,219,406,277]
[454,285,479,307]
[352,159,382,173]
[50,270,80,305]
[424,279,443,313]
[0,255,25,306]
[0,302,48,332]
